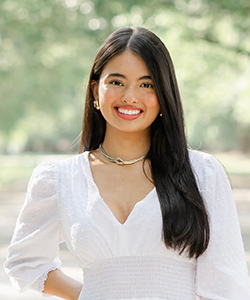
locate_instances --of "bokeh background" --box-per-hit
[1,0,250,154]
[0,0,250,298]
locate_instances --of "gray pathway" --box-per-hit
[1,184,250,299]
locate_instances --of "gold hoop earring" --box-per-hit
[93,100,100,110]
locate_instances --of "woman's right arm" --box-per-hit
[43,269,82,300]
[4,162,83,298]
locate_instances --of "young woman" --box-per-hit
[4,27,250,300]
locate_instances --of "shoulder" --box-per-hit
[188,149,227,191]
[28,152,89,199]
[56,151,90,180]
[188,149,223,173]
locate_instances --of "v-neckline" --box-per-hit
[83,151,156,226]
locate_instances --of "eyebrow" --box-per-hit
[106,73,152,81]
[139,75,152,80]
[107,73,126,79]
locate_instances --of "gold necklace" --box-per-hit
[99,143,145,166]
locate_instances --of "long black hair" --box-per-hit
[79,27,210,259]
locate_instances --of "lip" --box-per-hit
[114,105,143,120]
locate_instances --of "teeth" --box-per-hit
[117,108,141,115]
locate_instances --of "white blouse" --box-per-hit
[4,150,250,300]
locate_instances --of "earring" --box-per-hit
[159,113,163,117]
[93,99,100,110]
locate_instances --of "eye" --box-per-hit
[110,80,123,86]
[141,82,154,89]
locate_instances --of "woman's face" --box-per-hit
[92,50,160,136]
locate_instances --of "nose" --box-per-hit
[121,86,138,104]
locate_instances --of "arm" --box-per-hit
[4,162,83,298]
[193,154,250,299]
[43,269,82,300]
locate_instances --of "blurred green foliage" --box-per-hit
[0,0,250,154]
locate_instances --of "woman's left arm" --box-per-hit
[193,154,250,300]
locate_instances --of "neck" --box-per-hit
[102,129,150,161]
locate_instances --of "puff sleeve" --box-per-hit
[4,162,63,294]
[192,153,250,299]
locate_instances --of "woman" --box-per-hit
[4,27,250,300]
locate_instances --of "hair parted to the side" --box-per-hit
[79,27,210,258]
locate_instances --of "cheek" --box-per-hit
[143,94,160,111]
[99,85,118,102]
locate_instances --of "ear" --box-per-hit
[91,80,99,100]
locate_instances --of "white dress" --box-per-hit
[4,150,250,300]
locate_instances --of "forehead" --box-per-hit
[100,50,150,77]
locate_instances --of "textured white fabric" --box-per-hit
[80,256,196,300]
[4,150,250,300]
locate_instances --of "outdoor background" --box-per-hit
[0,0,250,298]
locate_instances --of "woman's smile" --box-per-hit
[115,105,143,120]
